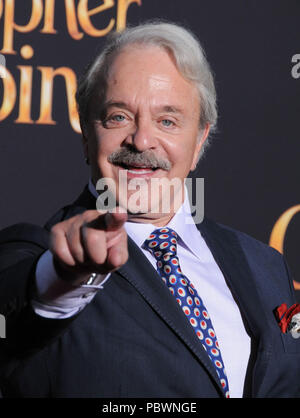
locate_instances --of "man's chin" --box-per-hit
[120,197,175,222]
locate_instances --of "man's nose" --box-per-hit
[124,118,158,152]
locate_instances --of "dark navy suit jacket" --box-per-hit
[0,187,299,398]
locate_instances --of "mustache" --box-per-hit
[107,148,172,171]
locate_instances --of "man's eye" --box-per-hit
[112,114,126,122]
[161,119,174,127]
[103,114,127,127]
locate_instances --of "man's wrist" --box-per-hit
[52,256,100,286]
[31,250,111,318]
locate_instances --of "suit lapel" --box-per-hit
[117,236,226,396]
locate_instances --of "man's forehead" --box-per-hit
[107,45,187,87]
[102,100,186,115]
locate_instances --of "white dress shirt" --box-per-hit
[32,182,251,398]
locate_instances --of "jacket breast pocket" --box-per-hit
[281,332,300,354]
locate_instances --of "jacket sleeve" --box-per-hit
[0,223,77,362]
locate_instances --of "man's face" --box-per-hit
[85,45,209,225]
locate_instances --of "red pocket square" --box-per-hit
[275,303,300,334]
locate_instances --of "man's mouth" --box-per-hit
[117,162,160,175]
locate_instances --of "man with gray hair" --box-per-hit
[0,21,299,398]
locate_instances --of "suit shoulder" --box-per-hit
[202,218,295,299]
[204,218,283,261]
[0,223,49,248]
[220,220,279,251]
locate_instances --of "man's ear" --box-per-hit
[190,123,210,171]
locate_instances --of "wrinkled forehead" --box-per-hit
[106,43,182,85]
[106,45,199,105]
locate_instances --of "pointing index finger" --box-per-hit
[104,210,128,231]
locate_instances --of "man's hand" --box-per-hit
[49,209,128,283]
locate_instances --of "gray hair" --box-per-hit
[76,20,217,156]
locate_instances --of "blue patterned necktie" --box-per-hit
[144,227,230,398]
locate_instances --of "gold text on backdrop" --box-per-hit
[269,205,300,290]
[0,0,142,131]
